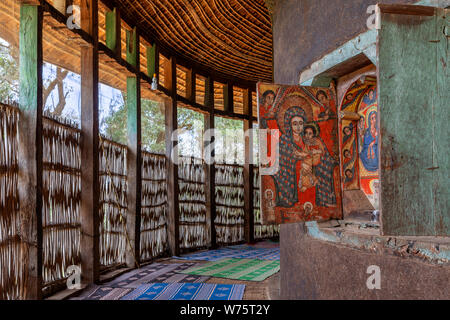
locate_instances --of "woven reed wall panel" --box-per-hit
[0,104,27,300]
[214,163,245,244]
[99,138,128,268]
[178,156,208,249]
[42,114,81,292]
[253,166,279,239]
[140,151,168,261]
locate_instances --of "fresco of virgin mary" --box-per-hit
[257,83,342,224]
[273,106,308,207]
[273,106,337,208]
[360,111,379,172]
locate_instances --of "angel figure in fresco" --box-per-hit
[360,111,379,172]
[316,90,337,122]
[362,88,377,105]
[272,106,337,209]
[259,90,277,128]
[342,123,354,144]
[259,89,279,164]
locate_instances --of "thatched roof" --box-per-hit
[0,0,269,112]
[108,0,273,83]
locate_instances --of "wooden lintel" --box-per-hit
[377,4,436,16]
[18,0,40,5]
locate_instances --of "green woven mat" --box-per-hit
[179,258,280,282]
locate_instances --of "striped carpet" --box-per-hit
[179,258,280,281]
[104,262,209,289]
[121,282,245,300]
[71,262,210,300]
[76,286,132,300]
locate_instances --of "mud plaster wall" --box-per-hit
[272,0,417,84]
[280,223,450,299]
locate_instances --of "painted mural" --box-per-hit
[339,77,379,209]
[257,83,342,224]
[341,119,359,189]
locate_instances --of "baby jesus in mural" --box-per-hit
[294,124,324,192]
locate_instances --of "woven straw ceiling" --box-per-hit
[114,0,273,83]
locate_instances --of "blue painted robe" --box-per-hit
[360,111,379,172]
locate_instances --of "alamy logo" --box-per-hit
[66,265,81,290]
[67,5,81,30]
[366,265,381,290]
[366,5,380,30]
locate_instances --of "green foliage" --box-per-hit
[103,95,166,152]
[0,40,19,103]
[214,116,244,164]
[103,97,208,154]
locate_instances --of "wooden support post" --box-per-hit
[243,89,254,244]
[165,57,180,256]
[224,82,233,114]
[105,7,121,57]
[204,76,217,249]
[146,42,158,79]
[80,0,100,285]
[126,28,141,267]
[18,3,43,300]
[185,68,196,104]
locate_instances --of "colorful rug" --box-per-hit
[175,247,280,262]
[179,258,280,281]
[75,286,132,300]
[105,262,209,289]
[121,283,245,300]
